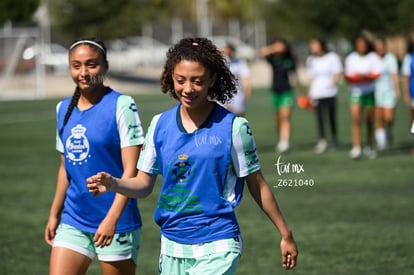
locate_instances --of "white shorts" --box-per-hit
[375,90,397,108]
[53,224,141,264]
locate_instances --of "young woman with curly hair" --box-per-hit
[87,37,298,274]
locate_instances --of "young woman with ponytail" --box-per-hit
[45,38,145,275]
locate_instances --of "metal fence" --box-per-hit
[0,24,47,100]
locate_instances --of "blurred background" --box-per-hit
[1,0,414,99]
[2,1,414,274]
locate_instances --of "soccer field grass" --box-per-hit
[0,86,413,274]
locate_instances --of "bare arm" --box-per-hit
[333,72,343,85]
[241,75,252,100]
[45,154,68,245]
[289,70,304,95]
[259,43,277,58]
[88,169,157,199]
[392,73,401,100]
[94,145,140,247]
[403,75,411,106]
[245,170,298,270]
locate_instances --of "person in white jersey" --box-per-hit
[344,36,382,159]
[401,40,414,154]
[220,42,252,116]
[306,38,343,154]
[373,38,401,150]
[87,37,298,275]
[45,38,145,275]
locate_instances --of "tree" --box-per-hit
[0,0,41,25]
[262,0,414,41]
[49,0,263,42]
[49,0,414,44]
[50,0,152,42]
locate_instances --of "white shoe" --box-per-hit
[375,128,387,151]
[363,146,377,159]
[314,139,328,154]
[276,140,290,153]
[349,146,362,159]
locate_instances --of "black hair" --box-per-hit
[225,42,236,52]
[160,37,237,104]
[58,38,107,136]
[407,39,414,53]
[352,35,373,54]
[270,38,295,60]
[310,38,328,54]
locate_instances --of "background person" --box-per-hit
[87,37,298,274]
[401,40,414,154]
[220,42,252,116]
[373,38,401,150]
[344,35,381,159]
[44,38,145,275]
[260,39,299,153]
[306,38,343,154]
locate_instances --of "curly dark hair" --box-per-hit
[160,37,237,104]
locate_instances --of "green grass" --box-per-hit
[1,85,413,274]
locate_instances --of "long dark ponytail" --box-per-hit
[59,87,81,135]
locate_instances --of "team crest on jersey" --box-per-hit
[65,124,90,165]
[171,154,193,183]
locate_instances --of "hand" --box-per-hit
[94,218,116,248]
[45,216,60,246]
[87,172,116,196]
[280,234,298,269]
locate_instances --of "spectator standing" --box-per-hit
[373,38,401,150]
[260,39,299,153]
[401,40,414,154]
[220,42,252,117]
[344,36,381,159]
[306,38,343,154]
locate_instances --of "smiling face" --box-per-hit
[69,44,108,93]
[172,60,216,110]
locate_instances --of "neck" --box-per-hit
[180,101,215,133]
[78,86,108,110]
